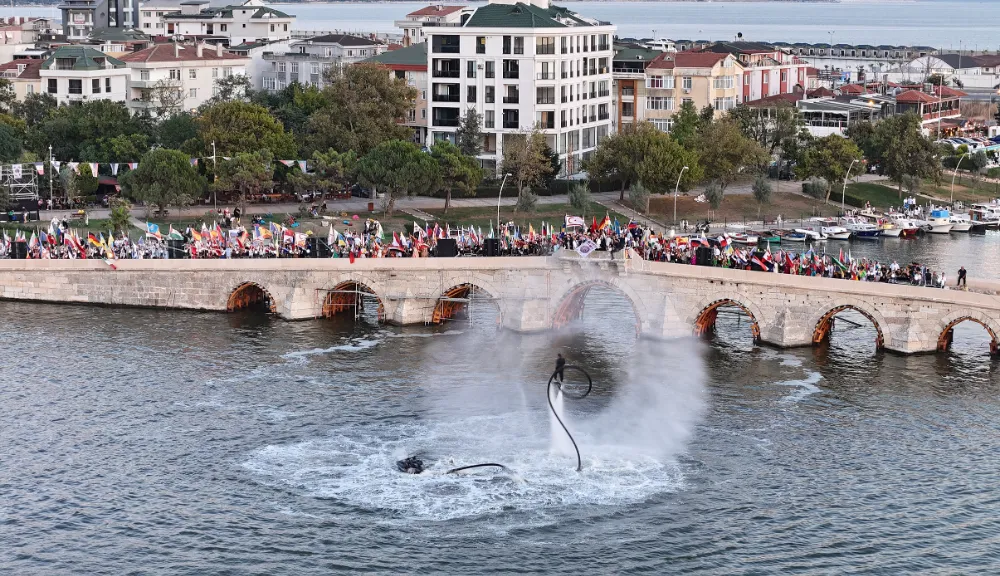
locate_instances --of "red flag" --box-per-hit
[349,251,355,263]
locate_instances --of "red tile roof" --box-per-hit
[806,67,819,76]
[648,51,729,70]
[933,85,967,99]
[118,43,246,63]
[745,92,804,107]
[807,86,834,98]
[406,5,463,17]
[838,83,867,95]
[896,89,939,103]
[0,59,42,80]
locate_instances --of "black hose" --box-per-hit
[547,365,593,472]
[445,463,509,474]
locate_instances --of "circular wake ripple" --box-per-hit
[242,417,686,522]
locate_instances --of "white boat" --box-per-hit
[879,223,903,237]
[968,203,1000,233]
[794,228,828,241]
[948,214,973,232]
[822,226,852,240]
[891,218,921,238]
[925,209,953,234]
[843,217,881,239]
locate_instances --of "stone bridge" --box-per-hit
[2,254,1000,354]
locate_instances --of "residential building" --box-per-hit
[611,43,661,130]
[227,39,290,90]
[0,17,51,65]
[888,53,1000,91]
[425,0,616,176]
[138,0,230,34]
[776,41,936,83]
[39,45,130,105]
[0,59,44,100]
[367,42,429,146]
[162,0,294,47]
[692,41,810,104]
[394,5,468,48]
[58,0,138,40]
[261,34,385,91]
[118,42,249,114]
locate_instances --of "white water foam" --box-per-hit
[775,370,823,403]
[280,339,380,361]
[548,386,576,457]
[385,330,466,339]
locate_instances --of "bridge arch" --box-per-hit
[227,281,276,313]
[321,279,386,321]
[811,301,887,350]
[935,311,1000,355]
[551,279,645,335]
[431,282,499,325]
[691,293,764,342]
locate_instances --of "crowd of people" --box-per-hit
[0,211,961,289]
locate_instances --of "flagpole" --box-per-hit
[48,145,53,202]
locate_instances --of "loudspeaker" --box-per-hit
[166,239,187,259]
[483,238,500,257]
[305,237,318,258]
[435,238,458,257]
[317,238,332,258]
[696,245,715,267]
[11,242,27,259]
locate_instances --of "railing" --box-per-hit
[503,121,519,129]
[432,94,460,102]
[503,96,519,104]
[537,96,555,104]
[598,113,609,121]
[503,71,519,79]
[598,43,610,51]
[598,90,610,97]
[432,69,460,78]
[485,121,494,129]
[537,71,555,80]
[561,96,568,104]
[485,95,495,103]
[589,92,597,99]
[432,117,460,127]
[622,88,634,97]
[538,118,555,129]
[561,72,568,79]
[536,45,555,55]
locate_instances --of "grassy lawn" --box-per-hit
[923,177,1000,203]
[842,182,905,209]
[646,192,838,225]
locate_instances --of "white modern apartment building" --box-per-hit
[394,5,468,48]
[260,34,385,91]
[425,0,615,175]
[138,0,229,35]
[39,45,130,105]
[119,42,249,114]
[58,0,138,40]
[162,0,294,47]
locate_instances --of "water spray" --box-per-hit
[445,463,509,474]
[547,365,593,472]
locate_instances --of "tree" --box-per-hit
[729,102,804,159]
[874,113,941,198]
[80,133,151,166]
[156,112,199,150]
[969,150,989,173]
[146,78,184,117]
[629,181,651,214]
[26,100,152,161]
[289,148,357,198]
[0,123,22,162]
[12,93,57,127]
[705,181,724,210]
[77,163,99,197]
[304,62,418,156]
[586,122,699,201]
[455,108,484,157]
[752,176,772,217]
[795,135,863,202]
[0,78,14,113]
[355,140,440,216]
[203,74,254,106]
[568,181,591,215]
[926,73,946,86]
[197,100,297,158]
[431,140,484,213]
[108,197,133,235]
[670,100,705,150]
[253,82,329,137]
[120,149,204,214]
[697,119,768,193]
[500,129,552,204]
[637,132,702,195]
[214,150,275,212]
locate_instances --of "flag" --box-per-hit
[577,239,598,258]
[190,228,203,242]
[565,215,585,228]
[146,222,161,239]
[88,163,98,176]
[110,163,119,175]
[51,161,61,172]
[27,232,37,249]
[11,164,21,179]
[489,220,494,239]
[128,162,138,170]
[168,225,183,240]
[33,163,44,175]
[598,213,611,231]
[297,160,308,173]
[279,160,295,167]
[88,232,101,247]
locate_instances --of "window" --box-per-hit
[47,79,56,94]
[170,69,180,80]
[291,62,299,74]
[536,37,555,55]
[502,59,518,79]
[647,75,663,89]
[68,79,82,94]
[190,88,197,98]
[140,70,150,81]
[780,70,787,82]
[622,101,634,117]
[744,74,750,86]
[270,24,275,32]
[213,86,220,96]
[762,74,769,84]
[189,69,197,79]
[212,67,219,79]
[467,60,476,78]
[476,36,486,54]
[143,23,150,29]
[485,61,495,78]
[651,118,673,133]
[502,35,511,55]
[467,85,476,102]
[485,85,494,103]
[713,96,735,111]
[484,109,494,129]
[421,109,426,119]
[142,11,150,17]
[92,78,100,93]
[221,24,227,31]
[502,108,519,129]
[682,77,692,90]
[646,96,673,110]
[712,76,734,89]
[262,77,276,90]
[284,24,287,31]
[223,67,232,78]
[26,84,34,94]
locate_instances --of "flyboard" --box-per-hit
[396,364,594,475]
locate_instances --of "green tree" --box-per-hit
[637,132,702,195]
[197,100,297,158]
[214,150,275,213]
[752,176,772,217]
[203,74,254,106]
[568,181,591,215]
[926,73,946,86]
[671,100,705,150]
[705,181,724,210]
[729,102,804,159]
[795,135,863,202]
[0,123,22,162]
[431,140,484,213]
[156,112,200,150]
[304,62,418,156]
[289,148,357,198]
[355,140,440,216]
[585,122,698,200]
[455,107,484,157]
[629,181,650,214]
[697,119,768,193]
[254,82,330,137]
[12,93,57,127]
[80,133,151,167]
[0,78,14,113]
[26,100,151,161]
[76,163,99,197]
[120,148,205,214]
[108,197,133,235]
[875,113,941,198]
[500,129,552,205]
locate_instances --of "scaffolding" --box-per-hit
[0,164,40,202]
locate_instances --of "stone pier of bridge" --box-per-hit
[0,254,999,355]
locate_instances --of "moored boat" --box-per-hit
[967,203,1000,234]
[843,217,881,239]
[925,209,953,234]
[794,228,828,241]
[891,217,921,238]
[879,223,903,237]
[822,226,852,240]
[948,214,973,232]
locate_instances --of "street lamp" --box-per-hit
[841,158,858,213]
[497,172,511,230]
[673,165,689,225]
[951,152,968,204]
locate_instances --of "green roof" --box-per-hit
[613,44,660,63]
[463,3,604,28]
[165,4,290,20]
[366,42,427,67]
[40,46,125,70]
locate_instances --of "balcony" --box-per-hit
[503,95,519,104]
[622,87,634,97]
[503,121,519,129]
[537,71,555,80]
[598,113,609,121]
[598,90,610,97]
[432,117,460,127]
[538,118,554,129]
[433,94,460,102]
[598,43,610,51]
[537,96,555,105]
[589,92,596,99]
[503,70,519,79]
[536,45,555,55]
[432,69,460,78]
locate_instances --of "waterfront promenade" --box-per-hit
[2,252,999,354]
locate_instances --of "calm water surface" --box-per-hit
[2,266,999,573]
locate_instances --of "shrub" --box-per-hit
[515,187,538,213]
[629,181,650,214]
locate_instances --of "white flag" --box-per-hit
[51,161,61,172]
[577,239,597,258]
[11,164,21,179]
[111,163,119,176]
[33,163,44,175]
[297,160,308,172]
[88,162,98,176]
[68,162,79,174]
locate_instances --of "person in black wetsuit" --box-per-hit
[554,353,566,384]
